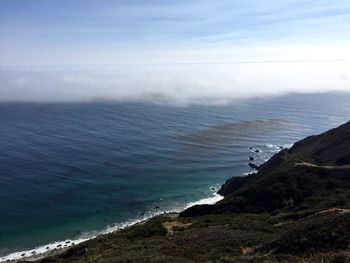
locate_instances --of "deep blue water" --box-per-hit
[0,92,349,257]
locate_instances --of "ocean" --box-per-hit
[0,92,349,259]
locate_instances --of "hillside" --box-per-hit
[25,121,350,263]
[181,121,350,216]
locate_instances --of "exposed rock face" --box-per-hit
[180,121,350,217]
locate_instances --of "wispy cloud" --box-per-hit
[0,1,349,103]
[0,0,350,65]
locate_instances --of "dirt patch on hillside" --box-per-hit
[162,221,192,233]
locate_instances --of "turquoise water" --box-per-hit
[0,92,349,257]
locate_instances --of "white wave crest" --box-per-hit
[1,188,223,262]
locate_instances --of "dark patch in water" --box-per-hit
[177,119,289,158]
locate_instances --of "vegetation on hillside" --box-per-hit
[27,121,350,263]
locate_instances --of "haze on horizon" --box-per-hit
[0,0,349,104]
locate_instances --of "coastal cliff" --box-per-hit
[28,121,350,263]
[180,120,350,217]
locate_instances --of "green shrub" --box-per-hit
[125,221,167,239]
[217,256,235,263]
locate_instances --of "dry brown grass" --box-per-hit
[162,220,192,233]
[240,246,254,256]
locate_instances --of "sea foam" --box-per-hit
[0,190,223,262]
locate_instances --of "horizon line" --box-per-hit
[1,59,350,68]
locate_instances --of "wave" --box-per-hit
[0,189,223,262]
[184,192,224,209]
[0,142,287,262]
[0,237,89,262]
[265,143,293,150]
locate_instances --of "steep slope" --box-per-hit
[180,121,350,217]
[22,121,350,263]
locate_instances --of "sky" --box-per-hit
[0,0,349,103]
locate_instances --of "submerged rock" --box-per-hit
[181,121,350,217]
[36,121,350,263]
[248,162,259,169]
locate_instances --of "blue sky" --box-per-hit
[1,0,350,65]
[0,1,349,103]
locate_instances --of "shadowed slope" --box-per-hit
[23,121,350,263]
[180,121,350,217]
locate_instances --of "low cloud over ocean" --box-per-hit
[1,62,349,105]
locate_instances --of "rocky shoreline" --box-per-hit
[10,121,350,262]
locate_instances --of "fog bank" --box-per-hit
[0,63,349,105]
